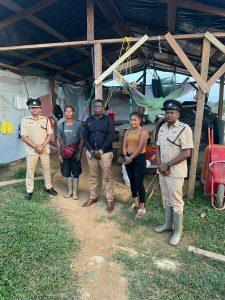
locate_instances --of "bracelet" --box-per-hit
[41,144,46,147]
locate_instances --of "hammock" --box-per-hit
[113,70,192,122]
[129,84,184,122]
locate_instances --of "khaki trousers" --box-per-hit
[159,174,184,213]
[86,151,114,202]
[26,153,52,193]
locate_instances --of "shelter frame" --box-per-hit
[0,1,225,198]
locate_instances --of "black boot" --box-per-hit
[46,188,58,196]
[25,192,32,201]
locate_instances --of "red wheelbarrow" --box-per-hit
[203,128,225,210]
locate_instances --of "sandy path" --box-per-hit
[51,165,131,300]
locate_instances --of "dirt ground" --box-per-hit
[51,154,135,300]
[2,154,133,299]
[1,153,175,300]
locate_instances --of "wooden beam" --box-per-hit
[87,0,94,83]
[53,45,119,77]
[94,43,102,99]
[208,63,225,88]
[187,38,211,199]
[53,42,203,78]
[0,0,91,58]
[0,62,83,85]
[0,0,58,30]
[167,0,177,34]
[167,0,177,65]
[95,0,148,65]
[87,0,94,41]
[17,48,66,68]
[218,74,225,119]
[17,22,115,68]
[94,34,148,85]
[204,32,225,54]
[1,32,225,53]
[0,47,87,79]
[165,32,210,93]
[159,0,225,18]
[210,50,225,67]
[188,246,225,263]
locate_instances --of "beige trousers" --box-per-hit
[26,153,52,193]
[159,174,184,213]
[86,151,114,201]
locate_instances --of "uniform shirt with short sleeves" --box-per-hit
[56,120,83,146]
[21,115,53,155]
[156,120,193,177]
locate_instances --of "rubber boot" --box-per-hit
[73,178,79,200]
[170,212,183,246]
[154,206,174,233]
[64,177,73,198]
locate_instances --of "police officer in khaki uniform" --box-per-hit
[21,98,58,200]
[155,100,193,246]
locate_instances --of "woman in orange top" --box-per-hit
[123,112,149,218]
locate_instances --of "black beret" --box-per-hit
[26,98,41,108]
[162,99,182,112]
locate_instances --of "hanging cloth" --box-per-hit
[14,96,27,110]
[152,71,165,98]
[0,121,14,135]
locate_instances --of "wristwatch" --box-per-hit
[99,149,103,155]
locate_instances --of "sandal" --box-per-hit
[135,208,146,219]
[129,203,138,212]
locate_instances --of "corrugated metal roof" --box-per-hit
[0,0,224,83]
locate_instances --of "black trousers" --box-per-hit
[61,156,82,178]
[125,153,146,203]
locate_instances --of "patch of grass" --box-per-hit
[113,250,225,300]
[0,181,80,299]
[115,184,225,299]
[11,167,42,179]
[120,185,225,255]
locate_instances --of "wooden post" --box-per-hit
[187,38,211,199]
[87,0,94,41]
[87,0,95,112]
[218,74,224,119]
[94,43,103,99]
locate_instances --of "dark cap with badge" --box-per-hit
[162,99,182,112]
[26,98,41,108]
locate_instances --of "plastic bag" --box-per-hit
[122,163,130,186]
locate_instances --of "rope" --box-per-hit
[105,37,133,107]
[22,73,30,98]
[81,83,95,122]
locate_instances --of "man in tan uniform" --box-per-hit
[155,99,193,246]
[21,98,58,200]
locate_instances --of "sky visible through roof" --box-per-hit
[104,69,224,103]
